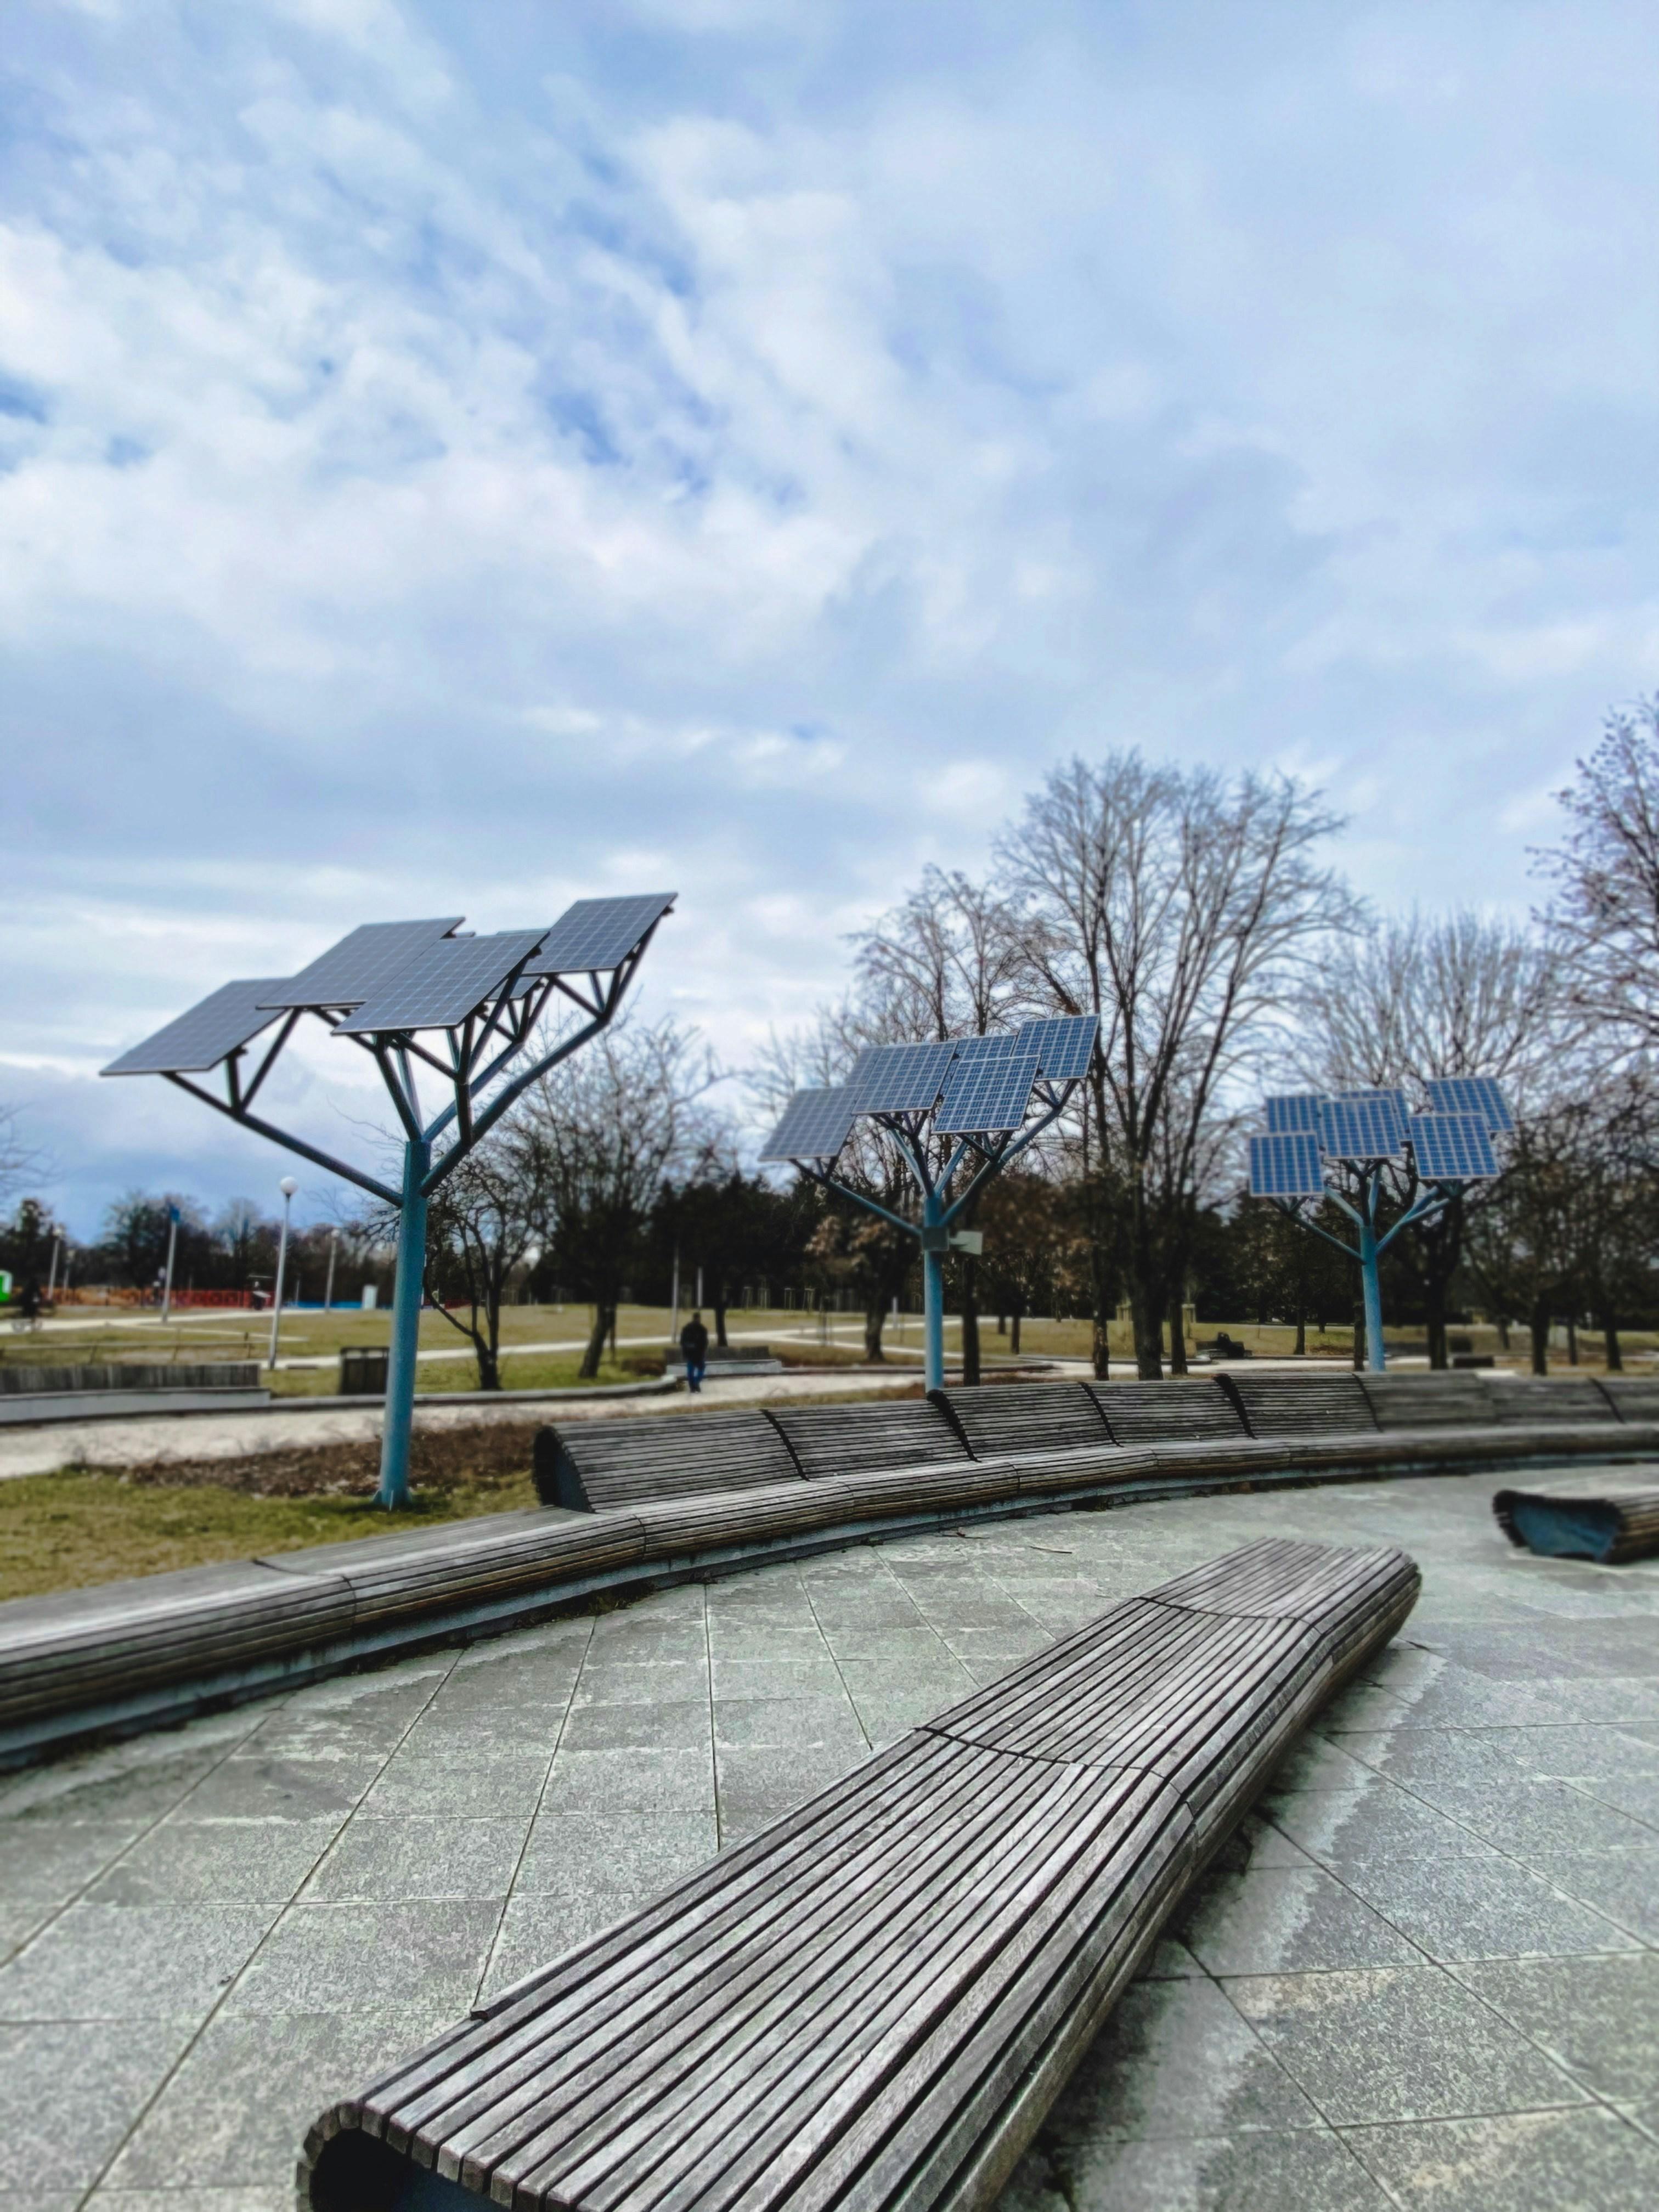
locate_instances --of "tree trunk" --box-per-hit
[714,1291,729,1350]
[1497,1316,1511,1352]
[1088,1223,1115,1381]
[1011,1302,1023,1356]
[1425,1280,1447,1371]
[996,1311,1006,1336]
[864,1302,886,1361]
[1529,1299,1549,1375]
[1566,1316,1578,1366]
[474,1338,501,1391]
[1166,1291,1188,1376]
[1603,1312,1623,1371]
[1294,1311,1306,1357]
[961,1258,981,1387]
[579,1304,612,1381]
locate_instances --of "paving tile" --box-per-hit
[568,1659,710,1708]
[556,1699,712,1753]
[1523,1846,1659,1943]
[1344,2106,1659,2211]
[356,1751,548,1821]
[86,1821,339,1905]
[1260,1781,1492,1866]
[1034,1974,1321,2142]
[1335,1850,1640,1962]
[714,1741,867,1830]
[709,1657,848,1702]
[1399,1772,1659,1855]
[511,1810,719,1896]
[0,1820,143,1903]
[0,1901,276,2019]
[1226,1966,1587,2125]
[1468,1724,1659,1781]
[1455,1953,1659,2101]
[86,2190,292,2211]
[712,1696,867,1751]
[170,1756,383,1825]
[302,1816,527,1900]
[479,1893,636,1997]
[539,1746,714,1816]
[225,1898,500,2015]
[103,2004,456,2192]
[0,1900,54,1960]
[1178,1868,1424,1975]
[1014,2128,1392,2211]
[3,1746,232,1826]
[0,2019,196,2192]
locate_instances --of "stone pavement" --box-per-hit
[1,1470,1656,2212]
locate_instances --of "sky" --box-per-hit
[3,0,1657,1239]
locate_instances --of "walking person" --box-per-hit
[680,1308,709,1394]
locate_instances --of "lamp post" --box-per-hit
[268,1176,298,1373]
[323,1228,337,1313]
[160,1204,180,1324]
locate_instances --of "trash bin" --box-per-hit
[340,1346,391,1396]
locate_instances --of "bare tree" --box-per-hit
[419,1124,552,1390]
[1294,908,1565,1365]
[0,1105,41,1214]
[999,754,1356,1378]
[526,1018,721,1378]
[1534,697,1659,1056]
[853,867,1026,1041]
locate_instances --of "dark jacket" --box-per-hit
[679,1318,709,1361]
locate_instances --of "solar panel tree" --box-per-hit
[1246,1077,1514,1371]
[760,1017,1099,1390]
[103,895,676,1506]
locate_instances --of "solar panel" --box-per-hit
[259,919,464,1011]
[527,894,676,975]
[1017,1014,1099,1081]
[936,1048,1040,1135]
[1336,1086,1409,1139]
[103,978,296,1076]
[946,1031,1023,1065]
[335,930,549,1033]
[758,1087,858,1164]
[1408,1113,1500,1182]
[1265,1093,1324,1135]
[849,1040,962,1113]
[1320,1095,1406,1160]
[1424,1076,1515,1135]
[1249,1132,1328,1199]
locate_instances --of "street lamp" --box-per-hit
[269,1176,298,1373]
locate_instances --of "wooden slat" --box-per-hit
[300,1536,1418,2212]
[766,1400,970,1480]
[1597,1377,1659,1424]
[1479,1377,1618,1426]
[535,1410,803,1512]
[1221,1369,1379,1439]
[1084,1378,1245,1445]
[1358,1370,1494,1429]
[929,1383,1113,1461]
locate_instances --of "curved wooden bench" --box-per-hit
[1494,1483,1659,1564]
[298,1536,1419,2212]
[533,1410,802,1512]
[1479,1376,1618,1426]
[1595,1378,1659,1424]
[767,1398,969,1479]
[930,1381,1111,1460]
[1222,1368,1378,1438]
[1085,1377,1245,1445]
[1359,1371,1494,1429]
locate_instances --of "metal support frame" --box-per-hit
[792,1079,1077,1392]
[155,923,667,1506]
[1271,1164,1466,1374]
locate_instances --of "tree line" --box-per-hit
[7,701,1658,1386]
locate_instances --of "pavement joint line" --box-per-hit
[798,1567,875,1761]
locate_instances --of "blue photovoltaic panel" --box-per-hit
[1409,1113,1500,1182]
[527,894,676,975]
[947,1031,1022,1065]
[1424,1076,1515,1135]
[850,1040,962,1113]
[336,930,549,1033]
[759,1087,858,1164]
[1249,1132,1328,1199]
[1320,1095,1406,1160]
[261,919,464,1011]
[1265,1093,1324,1135]
[936,1048,1040,1135]
[1336,1087,1409,1141]
[1017,1014,1099,1081]
[103,979,295,1076]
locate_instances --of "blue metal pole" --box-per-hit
[376,1136,430,1509]
[1358,1178,1386,1375]
[922,1192,946,1392]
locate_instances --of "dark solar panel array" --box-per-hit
[1424,1076,1515,1135]
[850,1040,962,1113]
[1017,1014,1099,1081]
[1249,1131,1327,1199]
[1408,1113,1500,1182]
[1265,1093,1324,1135]
[260,919,463,1011]
[336,930,549,1034]
[759,1087,859,1164]
[1319,1094,1406,1160]
[936,1047,1040,1134]
[527,894,676,976]
[103,979,296,1077]
[1338,1086,1410,1136]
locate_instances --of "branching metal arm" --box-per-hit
[797,1164,918,1239]
[163,1074,402,1206]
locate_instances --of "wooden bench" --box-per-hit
[298,1536,1419,2212]
[1085,1376,1246,1445]
[1479,1376,1618,1426]
[1595,1378,1659,1424]
[930,1381,1112,1460]
[1494,1483,1659,1564]
[533,1410,802,1513]
[767,1398,970,1479]
[1222,1368,1379,1438]
[1359,1371,1495,1429]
